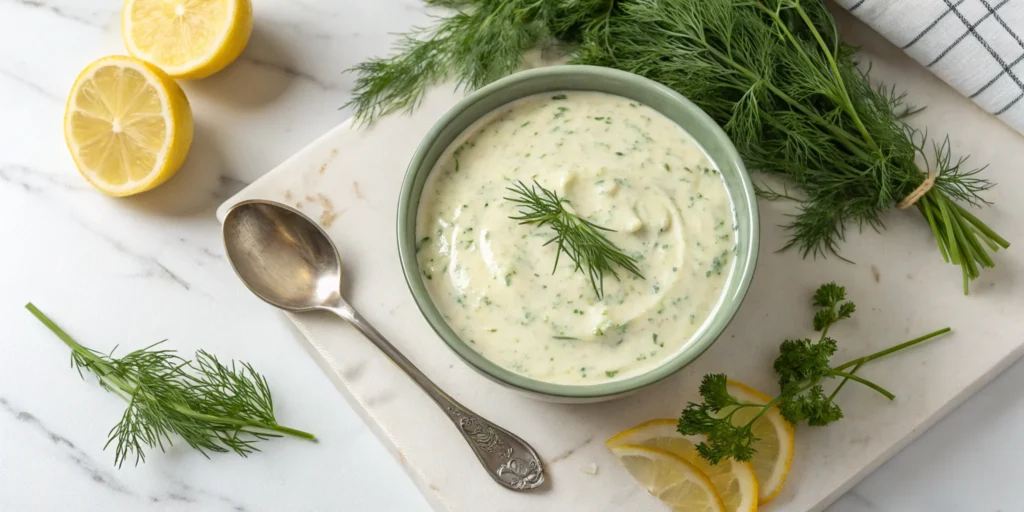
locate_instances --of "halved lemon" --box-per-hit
[726,380,795,504]
[607,419,758,512]
[122,0,253,79]
[64,55,193,196]
[610,444,726,512]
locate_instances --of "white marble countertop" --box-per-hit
[1,1,1021,511]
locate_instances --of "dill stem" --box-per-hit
[918,195,950,263]
[951,200,1010,248]
[25,303,316,442]
[26,302,120,376]
[26,302,90,353]
[972,223,1003,251]
[25,302,139,398]
[833,327,951,371]
[748,2,818,70]
[792,2,878,149]
[950,212,980,277]
[936,196,961,265]
[170,405,316,440]
[953,208,994,268]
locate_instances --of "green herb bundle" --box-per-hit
[346,0,1009,293]
[26,304,315,467]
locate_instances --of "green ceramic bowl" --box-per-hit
[397,66,758,402]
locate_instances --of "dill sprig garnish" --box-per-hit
[505,180,644,298]
[344,0,1009,293]
[26,303,315,468]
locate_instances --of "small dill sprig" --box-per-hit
[504,180,644,298]
[26,303,315,468]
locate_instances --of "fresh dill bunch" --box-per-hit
[26,303,315,468]
[346,0,1009,293]
[505,180,644,298]
[343,0,614,121]
[573,0,1008,293]
[344,0,552,121]
[678,282,951,464]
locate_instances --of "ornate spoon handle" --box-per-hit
[328,301,545,491]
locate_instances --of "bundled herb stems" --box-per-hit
[346,0,1009,293]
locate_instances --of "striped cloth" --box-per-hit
[837,0,1024,133]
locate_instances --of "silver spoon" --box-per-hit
[222,199,545,491]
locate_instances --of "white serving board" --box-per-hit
[216,15,1024,512]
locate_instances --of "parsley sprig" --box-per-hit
[678,283,950,464]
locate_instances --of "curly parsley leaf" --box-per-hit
[678,282,950,465]
[778,384,843,426]
[812,282,856,331]
[774,337,837,387]
[812,282,846,308]
[679,374,758,463]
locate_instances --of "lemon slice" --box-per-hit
[610,444,726,512]
[64,55,193,196]
[726,380,795,504]
[122,0,253,79]
[607,419,757,512]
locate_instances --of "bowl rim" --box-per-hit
[396,65,759,399]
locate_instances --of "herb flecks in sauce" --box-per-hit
[416,92,736,385]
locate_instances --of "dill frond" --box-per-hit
[26,303,315,468]
[505,180,644,298]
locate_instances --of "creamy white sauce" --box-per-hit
[416,91,736,385]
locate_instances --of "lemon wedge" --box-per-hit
[608,419,758,512]
[64,55,193,196]
[726,380,795,504]
[122,0,253,79]
[610,444,726,512]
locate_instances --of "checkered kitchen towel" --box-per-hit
[836,0,1024,132]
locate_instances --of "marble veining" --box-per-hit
[0,397,259,510]
[2,1,1024,511]
[0,165,91,194]
[0,397,134,496]
[68,217,197,292]
[6,0,116,30]
[547,436,594,465]
[0,66,62,102]
[239,54,337,90]
[216,175,252,200]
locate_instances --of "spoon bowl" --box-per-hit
[221,199,545,491]
[223,201,343,312]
